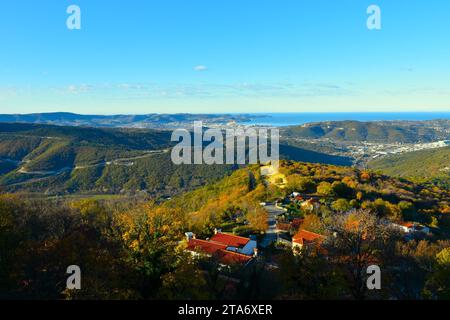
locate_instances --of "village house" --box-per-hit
[185,229,258,267]
[391,222,431,235]
[300,198,320,212]
[292,229,325,252]
[287,193,321,213]
[276,218,304,234]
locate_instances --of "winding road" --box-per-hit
[260,203,286,248]
[2,149,170,187]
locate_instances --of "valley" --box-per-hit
[0,118,449,198]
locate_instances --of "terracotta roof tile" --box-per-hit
[187,239,227,255]
[186,233,254,266]
[292,229,324,246]
[210,233,249,248]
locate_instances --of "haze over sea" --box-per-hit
[242,112,450,127]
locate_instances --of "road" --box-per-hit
[3,149,170,187]
[16,149,170,175]
[260,203,286,248]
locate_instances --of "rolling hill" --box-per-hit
[368,146,450,181]
[0,122,352,196]
[281,120,450,143]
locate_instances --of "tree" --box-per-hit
[286,174,316,193]
[279,245,344,299]
[301,214,324,234]
[246,206,269,234]
[424,247,450,299]
[331,198,352,212]
[324,209,397,300]
[158,255,211,299]
[398,201,417,221]
[317,181,333,196]
[331,181,354,198]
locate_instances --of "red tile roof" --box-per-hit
[186,233,254,266]
[210,233,250,248]
[292,229,324,246]
[187,239,227,255]
[401,222,414,228]
[216,250,253,265]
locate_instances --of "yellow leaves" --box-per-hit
[246,205,268,233]
[360,171,372,182]
[440,205,450,214]
[356,191,363,201]
[302,214,323,234]
[342,176,358,189]
[130,240,140,251]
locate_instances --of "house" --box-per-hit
[391,222,430,235]
[276,218,303,233]
[292,229,325,251]
[300,198,320,212]
[185,229,257,266]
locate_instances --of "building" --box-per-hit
[292,229,325,251]
[391,222,431,235]
[185,229,257,266]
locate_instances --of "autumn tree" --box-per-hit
[331,198,352,212]
[316,181,333,196]
[324,209,397,300]
[286,174,316,193]
[246,206,268,234]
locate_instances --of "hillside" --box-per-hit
[1,159,449,300]
[281,120,450,143]
[368,146,450,181]
[159,159,450,238]
[0,123,237,196]
[0,122,356,196]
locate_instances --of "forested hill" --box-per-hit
[0,122,354,196]
[368,146,450,180]
[0,122,238,196]
[0,122,172,150]
[281,120,450,143]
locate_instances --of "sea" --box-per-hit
[240,112,450,127]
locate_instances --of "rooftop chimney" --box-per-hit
[214,228,222,235]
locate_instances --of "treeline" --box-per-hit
[1,161,449,300]
[1,194,449,300]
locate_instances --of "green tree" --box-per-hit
[331,198,352,212]
[424,247,450,299]
[331,181,354,198]
[316,181,333,196]
[286,174,316,193]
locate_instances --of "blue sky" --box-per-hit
[0,0,449,114]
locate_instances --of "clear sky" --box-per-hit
[0,0,449,114]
